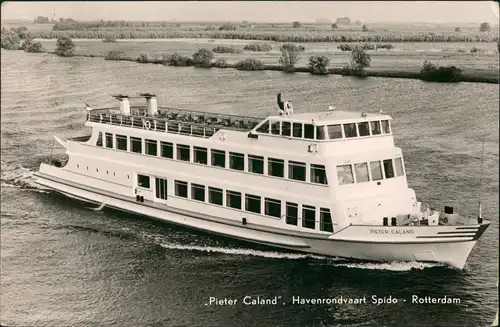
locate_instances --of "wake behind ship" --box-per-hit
[34,93,490,269]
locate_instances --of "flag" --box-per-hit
[85,102,93,111]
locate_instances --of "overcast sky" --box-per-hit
[1,1,499,24]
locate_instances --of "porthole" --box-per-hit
[113,172,116,176]
[77,164,79,168]
[96,168,99,172]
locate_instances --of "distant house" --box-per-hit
[335,17,352,25]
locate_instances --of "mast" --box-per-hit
[478,137,485,223]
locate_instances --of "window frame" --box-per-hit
[336,164,355,185]
[130,137,142,154]
[193,146,208,165]
[137,174,151,189]
[208,187,223,206]
[145,139,158,156]
[268,158,285,178]
[116,134,128,151]
[302,205,316,229]
[248,154,264,174]
[245,194,261,214]
[292,122,303,138]
[383,159,395,179]
[310,164,328,185]
[226,190,242,210]
[191,183,206,202]
[320,208,334,232]
[174,180,188,198]
[343,123,358,138]
[105,133,113,148]
[229,152,245,171]
[286,202,298,226]
[176,144,191,162]
[160,141,174,159]
[327,124,343,139]
[288,161,307,182]
[357,122,370,137]
[211,149,226,168]
[394,157,405,176]
[264,197,282,218]
[369,160,383,181]
[354,162,370,183]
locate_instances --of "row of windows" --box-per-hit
[136,174,333,232]
[98,132,328,185]
[336,157,404,185]
[256,119,391,140]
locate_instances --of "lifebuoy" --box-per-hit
[443,217,448,224]
[144,120,151,130]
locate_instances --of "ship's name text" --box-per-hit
[370,229,414,235]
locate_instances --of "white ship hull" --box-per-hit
[34,164,488,270]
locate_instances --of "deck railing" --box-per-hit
[87,106,263,138]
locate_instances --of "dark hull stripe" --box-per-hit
[437,231,477,235]
[417,235,474,239]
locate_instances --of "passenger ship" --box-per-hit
[34,94,490,269]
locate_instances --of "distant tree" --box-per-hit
[192,48,214,68]
[219,23,237,31]
[279,43,303,72]
[292,21,301,28]
[34,16,50,23]
[26,41,43,53]
[1,27,21,50]
[479,22,491,32]
[350,46,371,72]
[308,56,330,75]
[455,27,461,32]
[335,17,352,25]
[137,52,151,63]
[332,23,338,30]
[362,24,369,32]
[55,36,75,57]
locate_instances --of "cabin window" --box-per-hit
[116,134,127,151]
[226,190,242,209]
[286,202,298,225]
[177,144,190,162]
[394,157,405,176]
[245,194,261,214]
[369,161,383,181]
[161,142,173,159]
[292,123,303,138]
[256,120,270,133]
[354,163,370,183]
[155,177,168,200]
[289,161,306,181]
[310,164,328,185]
[358,122,370,137]
[145,139,157,156]
[370,121,381,135]
[381,120,390,134]
[316,126,325,140]
[320,208,334,232]
[105,133,113,148]
[343,123,357,138]
[211,149,226,168]
[130,137,142,153]
[229,152,245,171]
[327,124,342,139]
[265,198,281,218]
[383,159,395,179]
[337,165,354,185]
[194,147,208,165]
[304,124,315,139]
[137,174,150,189]
[248,155,264,174]
[271,121,281,135]
[268,158,284,178]
[174,180,188,198]
[302,205,316,229]
[281,121,291,137]
[96,132,103,146]
[208,187,223,206]
[191,183,205,202]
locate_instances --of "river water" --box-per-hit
[1,50,498,327]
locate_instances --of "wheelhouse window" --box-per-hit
[310,164,327,185]
[194,147,208,165]
[320,208,333,232]
[281,121,291,137]
[226,190,241,209]
[381,120,391,134]
[327,124,342,139]
[286,202,298,225]
[175,180,188,198]
[265,198,281,218]
[96,132,103,146]
[292,123,303,138]
[256,120,269,133]
[145,139,157,156]
[302,205,316,229]
[369,161,383,181]
[270,121,280,135]
[248,155,264,174]
[268,158,284,178]
[208,187,223,206]
[229,152,245,171]
[130,137,142,153]
[211,149,226,168]
[155,177,168,200]
[288,161,306,181]
[137,174,150,189]
[161,141,173,159]
[337,165,354,185]
[177,144,190,162]
[245,194,261,214]
[191,183,205,202]
[316,126,325,140]
[370,121,381,135]
[343,123,357,138]
[304,124,315,139]
[116,134,127,151]
[394,157,405,176]
[105,133,113,148]
[383,159,395,179]
[354,163,370,183]
[358,122,370,137]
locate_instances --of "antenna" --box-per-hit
[478,137,485,223]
